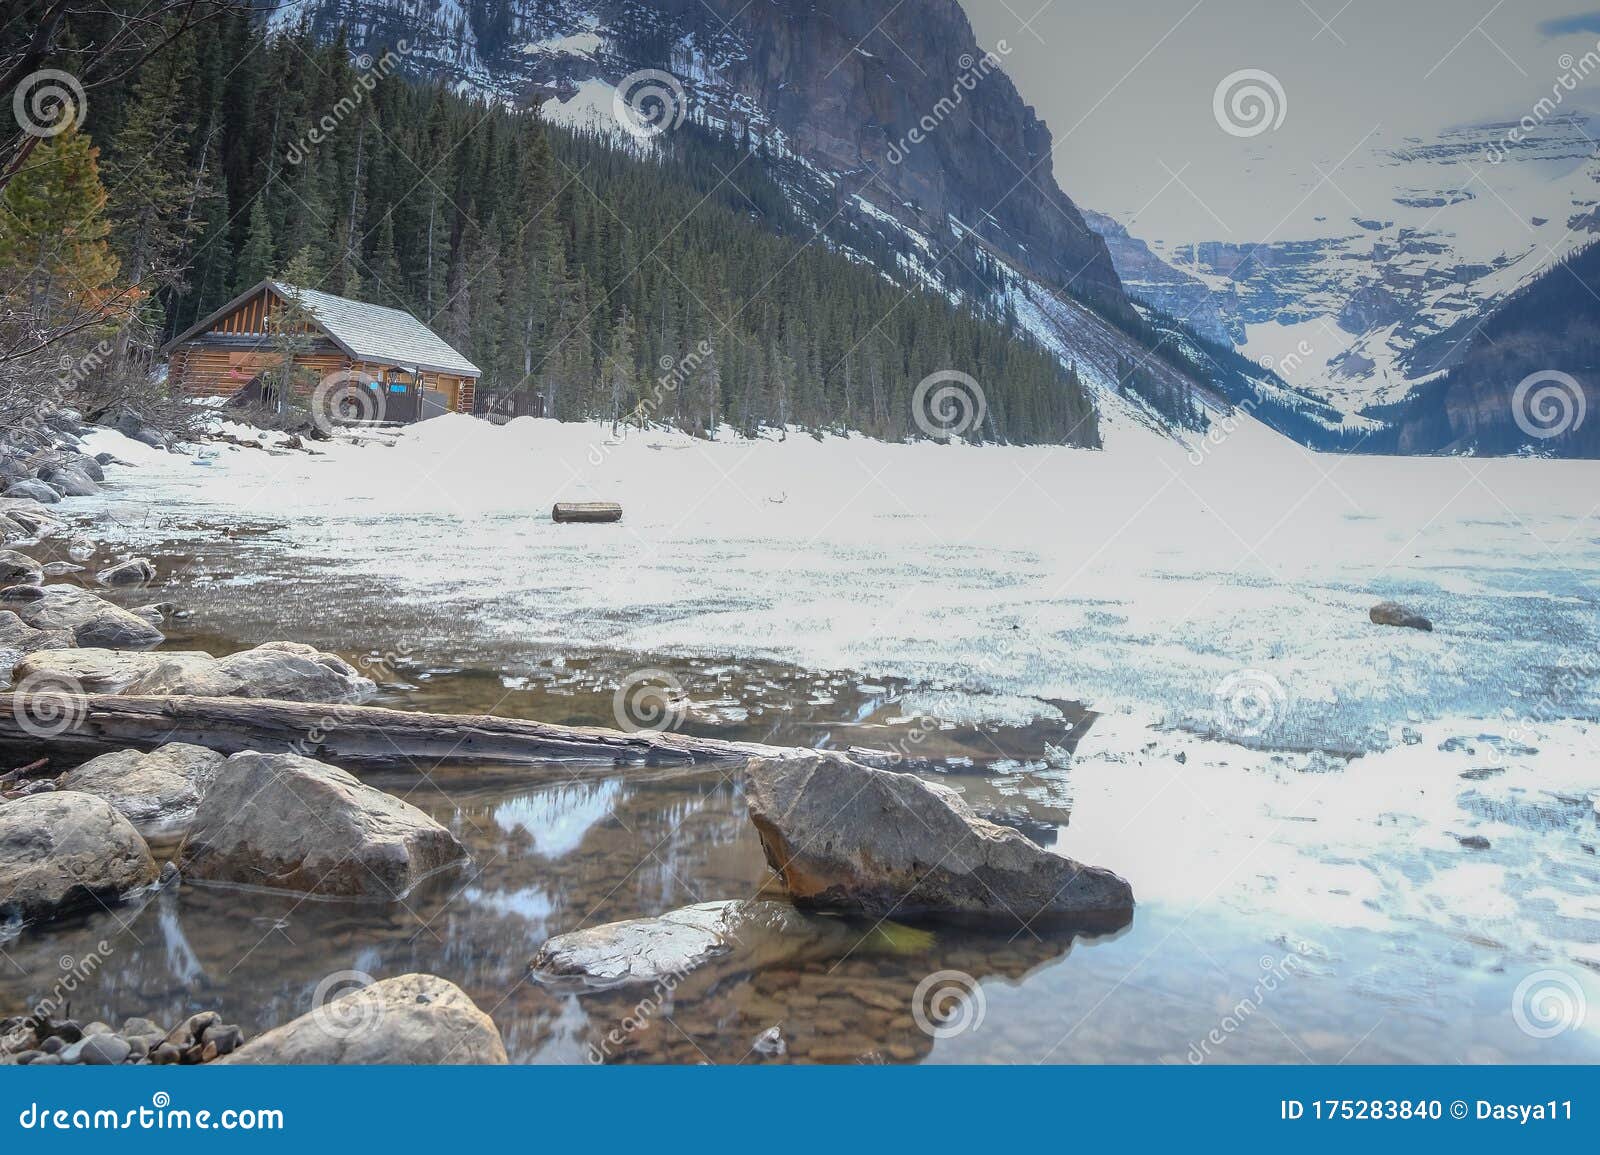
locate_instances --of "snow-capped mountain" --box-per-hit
[1107,114,1600,422]
[267,0,1122,301]
[1080,208,1241,349]
[260,0,1350,446]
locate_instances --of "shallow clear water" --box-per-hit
[9,417,1600,1064]
[2,536,1598,1064]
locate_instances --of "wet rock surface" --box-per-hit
[96,558,156,587]
[742,753,1135,926]
[530,899,888,987]
[178,752,467,899]
[0,792,159,923]
[218,974,506,1065]
[59,742,228,839]
[1,1010,244,1066]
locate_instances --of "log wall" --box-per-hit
[167,288,476,415]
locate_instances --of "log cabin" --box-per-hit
[160,280,481,422]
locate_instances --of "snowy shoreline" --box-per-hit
[70,412,1600,1001]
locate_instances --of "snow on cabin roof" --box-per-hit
[269,282,481,378]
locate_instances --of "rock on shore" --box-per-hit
[59,742,227,839]
[218,974,506,1065]
[742,753,1135,927]
[14,642,374,702]
[11,648,212,693]
[0,551,42,586]
[2,586,163,649]
[0,792,159,923]
[177,752,466,899]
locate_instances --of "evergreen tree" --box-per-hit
[235,196,275,291]
[0,122,120,329]
[605,307,636,432]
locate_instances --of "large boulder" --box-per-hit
[59,743,227,839]
[0,551,41,585]
[0,792,159,923]
[125,642,374,703]
[11,649,210,694]
[1369,601,1433,632]
[37,466,96,498]
[96,558,154,587]
[27,449,102,483]
[0,612,72,657]
[108,410,167,450]
[742,754,1135,926]
[4,586,163,649]
[178,752,466,899]
[529,899,892,988]
[0,504,63,540]
[218,974,506,1065]
[3,480,59,505]
[0,515,32,545]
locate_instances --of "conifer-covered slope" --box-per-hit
[6,3,1353,450]
[261,0,1123,304]
[1371,243,1600,458]
[24,13,1098,446]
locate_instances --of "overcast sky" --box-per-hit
[960,0,1600,241]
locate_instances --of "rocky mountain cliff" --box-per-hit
[260,0,1351,447]
[1081,208,1240,348]
[267,0,1121,303]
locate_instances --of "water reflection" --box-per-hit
[492,779,625,859]
[2,760,1597,1064]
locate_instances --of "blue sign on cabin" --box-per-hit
[389,383,407,393]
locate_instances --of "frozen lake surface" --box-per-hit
[45,412,1600,1062]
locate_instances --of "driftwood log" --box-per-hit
[552,501,623,524]
[0,693,845,769]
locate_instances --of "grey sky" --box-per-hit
[960,0,1600,241]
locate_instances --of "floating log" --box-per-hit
[0,693,838,769]
[552,501,622,524]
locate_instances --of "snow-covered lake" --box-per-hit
[69,412,1600,1061]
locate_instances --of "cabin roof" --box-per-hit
[163,280,481,378]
